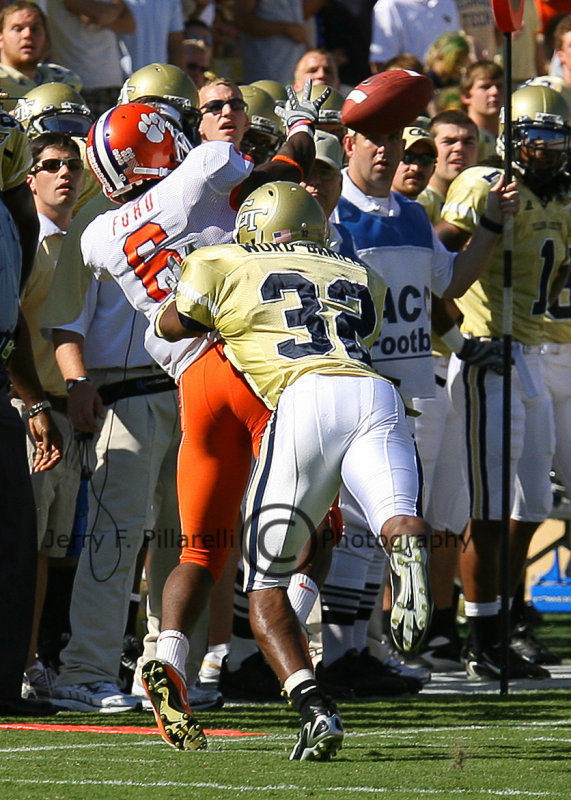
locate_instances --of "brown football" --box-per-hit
[341,70,433,137]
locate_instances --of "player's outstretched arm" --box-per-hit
[236,81,331,203]
[443,174,519,299]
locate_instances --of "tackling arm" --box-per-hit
[156,299,212,342]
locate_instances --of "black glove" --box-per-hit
[457,337,507,374]
[276,79,331,135]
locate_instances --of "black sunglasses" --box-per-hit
[200,98,247,115]
[32,157,83,174]
[402,151,436,167]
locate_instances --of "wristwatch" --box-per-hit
[66,376,91,393]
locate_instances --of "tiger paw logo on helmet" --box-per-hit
[138,111,167,143]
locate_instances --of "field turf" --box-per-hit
[1,615,569,800]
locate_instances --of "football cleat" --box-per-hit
[463,645,551,681]
[141,659,207,751]
[510,625,561,666]
[289,698,344,761]
[390,534,432,654]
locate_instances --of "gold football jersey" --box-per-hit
[0,111,31,192]
[0,63,82,112]
[416,184,445,226]
[176,241,388,408]
[545,270,571,344]
[442,165,571,344]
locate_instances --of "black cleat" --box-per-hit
[510,625,561,666]
[289,698,344,761]
[463,645,551,681]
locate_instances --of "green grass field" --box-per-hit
[1,615,570,800]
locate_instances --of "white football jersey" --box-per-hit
[81,141,254,379]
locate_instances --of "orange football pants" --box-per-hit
[177,342,271,580]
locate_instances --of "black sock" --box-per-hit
[289,679,325,716]
[468,614,500,654]
[429,607,457,639]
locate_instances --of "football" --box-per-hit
[341,70,434,137]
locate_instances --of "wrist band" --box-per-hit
[286,121,314,139]
[271,153,304,180]
[440,326,465,354]
[66,376,90,394]
[480,214,503,234]
[24,400,52,419]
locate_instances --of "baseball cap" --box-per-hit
[314,129,344,170]
[402,126,437,155]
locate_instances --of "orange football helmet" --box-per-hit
[86,103,186,200]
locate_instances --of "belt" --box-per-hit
[521,344,542,354]
[98,373,177,406]
[45,392,68,415]
[542,342,570,355]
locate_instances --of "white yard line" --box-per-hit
[0,778,556,796]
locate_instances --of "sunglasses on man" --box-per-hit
[200,98,247,116]
[402,151,436,167]
[31,157,83,174]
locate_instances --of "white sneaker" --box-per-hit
[187,680,224,710]
[21,675,38,701]
[131,679,153,711]
[51,681,142,713]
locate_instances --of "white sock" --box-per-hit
[226,636,258,672]
[199,643,230,684]
[321,623,354,667]
[353,618,369,653]
[464,600,500,617]
[156,630,189,678]
[283,668,315,697]
[287,573,319,624]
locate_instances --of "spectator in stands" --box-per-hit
[45,0,134,117]
[320,0,376,92]
[121,0,185,73]
[0,1,81,112]
[460,60,504,161]
[234,0,307,85]
[551,14,571,86]
[183,39,211,89]
[292,47,340,91]
[369,0,460,73]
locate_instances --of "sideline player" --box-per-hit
[438,84,571,679]
[155,181,432,760]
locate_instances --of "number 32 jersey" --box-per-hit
[174,241,388,409]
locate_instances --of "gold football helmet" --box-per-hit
[234,181,329,247]
[498,85,570,184]
[239,85,284,164]
[118,63,200,143]
[13,82,93,138]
